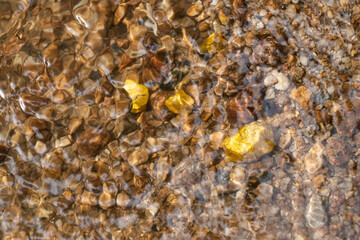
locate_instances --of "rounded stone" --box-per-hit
[304,142,324,174]
[305,193,327,229]
[324,136,352,166]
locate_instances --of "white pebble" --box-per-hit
[273,71,290,90]
[264,74,278,86]
[300,55,309,66]
[265,88,275,100]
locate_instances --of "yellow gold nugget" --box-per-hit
[222,121,274,163]
[165,89,194,114]
[123,79,149,113]
[199,33,227,54]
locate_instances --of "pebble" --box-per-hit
[324,136,352,166]
[286,4,297,19]
[76,128,110,157]
[186,2,203,17]
[264,88,275,100]
[273,71,290,90]
[264,74,278,86]
[256,182,273,203]
[165,90,194,114]
[290,86,314,109]
[96,53,115,75]
[99,192,115,209]
[114,4,126,25]
[128,147,149,166]
[73,5,98,29]
[300,55,309,66]
[68,118,82,134]
[55,136,72,148]
[305,193,327,229]
[229,165,247,190]
[312,175,325,189]
[332,102,357,137]
[278,133,292,149]
[304,142,324,174]
[209,131,225,150]
[329,189,345,208]
[19,93,48,114]
[116,192,130,207]
[34,141,47,154]
[42,152,63,179]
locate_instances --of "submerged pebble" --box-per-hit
[305,193,328,229]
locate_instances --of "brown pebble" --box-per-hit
[128,147,149,166]
[99,192,115,209]
[290,86,314,110]
[76,128,110,157]
[324,136,352,166]
[312,175,325,189]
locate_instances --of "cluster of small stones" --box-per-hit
[0,0,359,239]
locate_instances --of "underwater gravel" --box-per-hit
[0,0,359,239]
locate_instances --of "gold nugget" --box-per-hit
[165,90,194,114]
[123,79,149,113]
[222,121,274,162]
[199,33,227,54]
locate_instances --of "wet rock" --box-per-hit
[0,142,9,161]
[42,152,64,179]
[312,175,325,189]
[34,141,47,155]
[332,102,357,137]
[128,147,149,166]
[329,189,345,208]
[114,4,126,25]
[210,131,225,150]
[264,88,275,100]
[218,9,230,25]
[229,165,247,190]
[278,133,291,149]
[324,136,352,166]
[264,74,278,86]
[250,38,282,66]
[23,117,49,139]
[290,86,314,110]
[227,85,263,124]
[55,136,72,148]
[129,24,148,41]
[96,52,115,75]
[81,190,98,206]
[73,4,99,29]
[256,183,273,203]
[305,193,327,229]
[222,120,274,163]
[68,119,82,134]
[76,128,110,157]
[273,71,290,91]
[232,0,247,23]
[19,94,48,114]
[186,2,203,17]
[304,142,324,174]
[43,43,59,66]
[116,192,130,207]
[264,70,290,90]
[99,192,115,209]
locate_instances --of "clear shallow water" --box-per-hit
[0,0,359,239]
